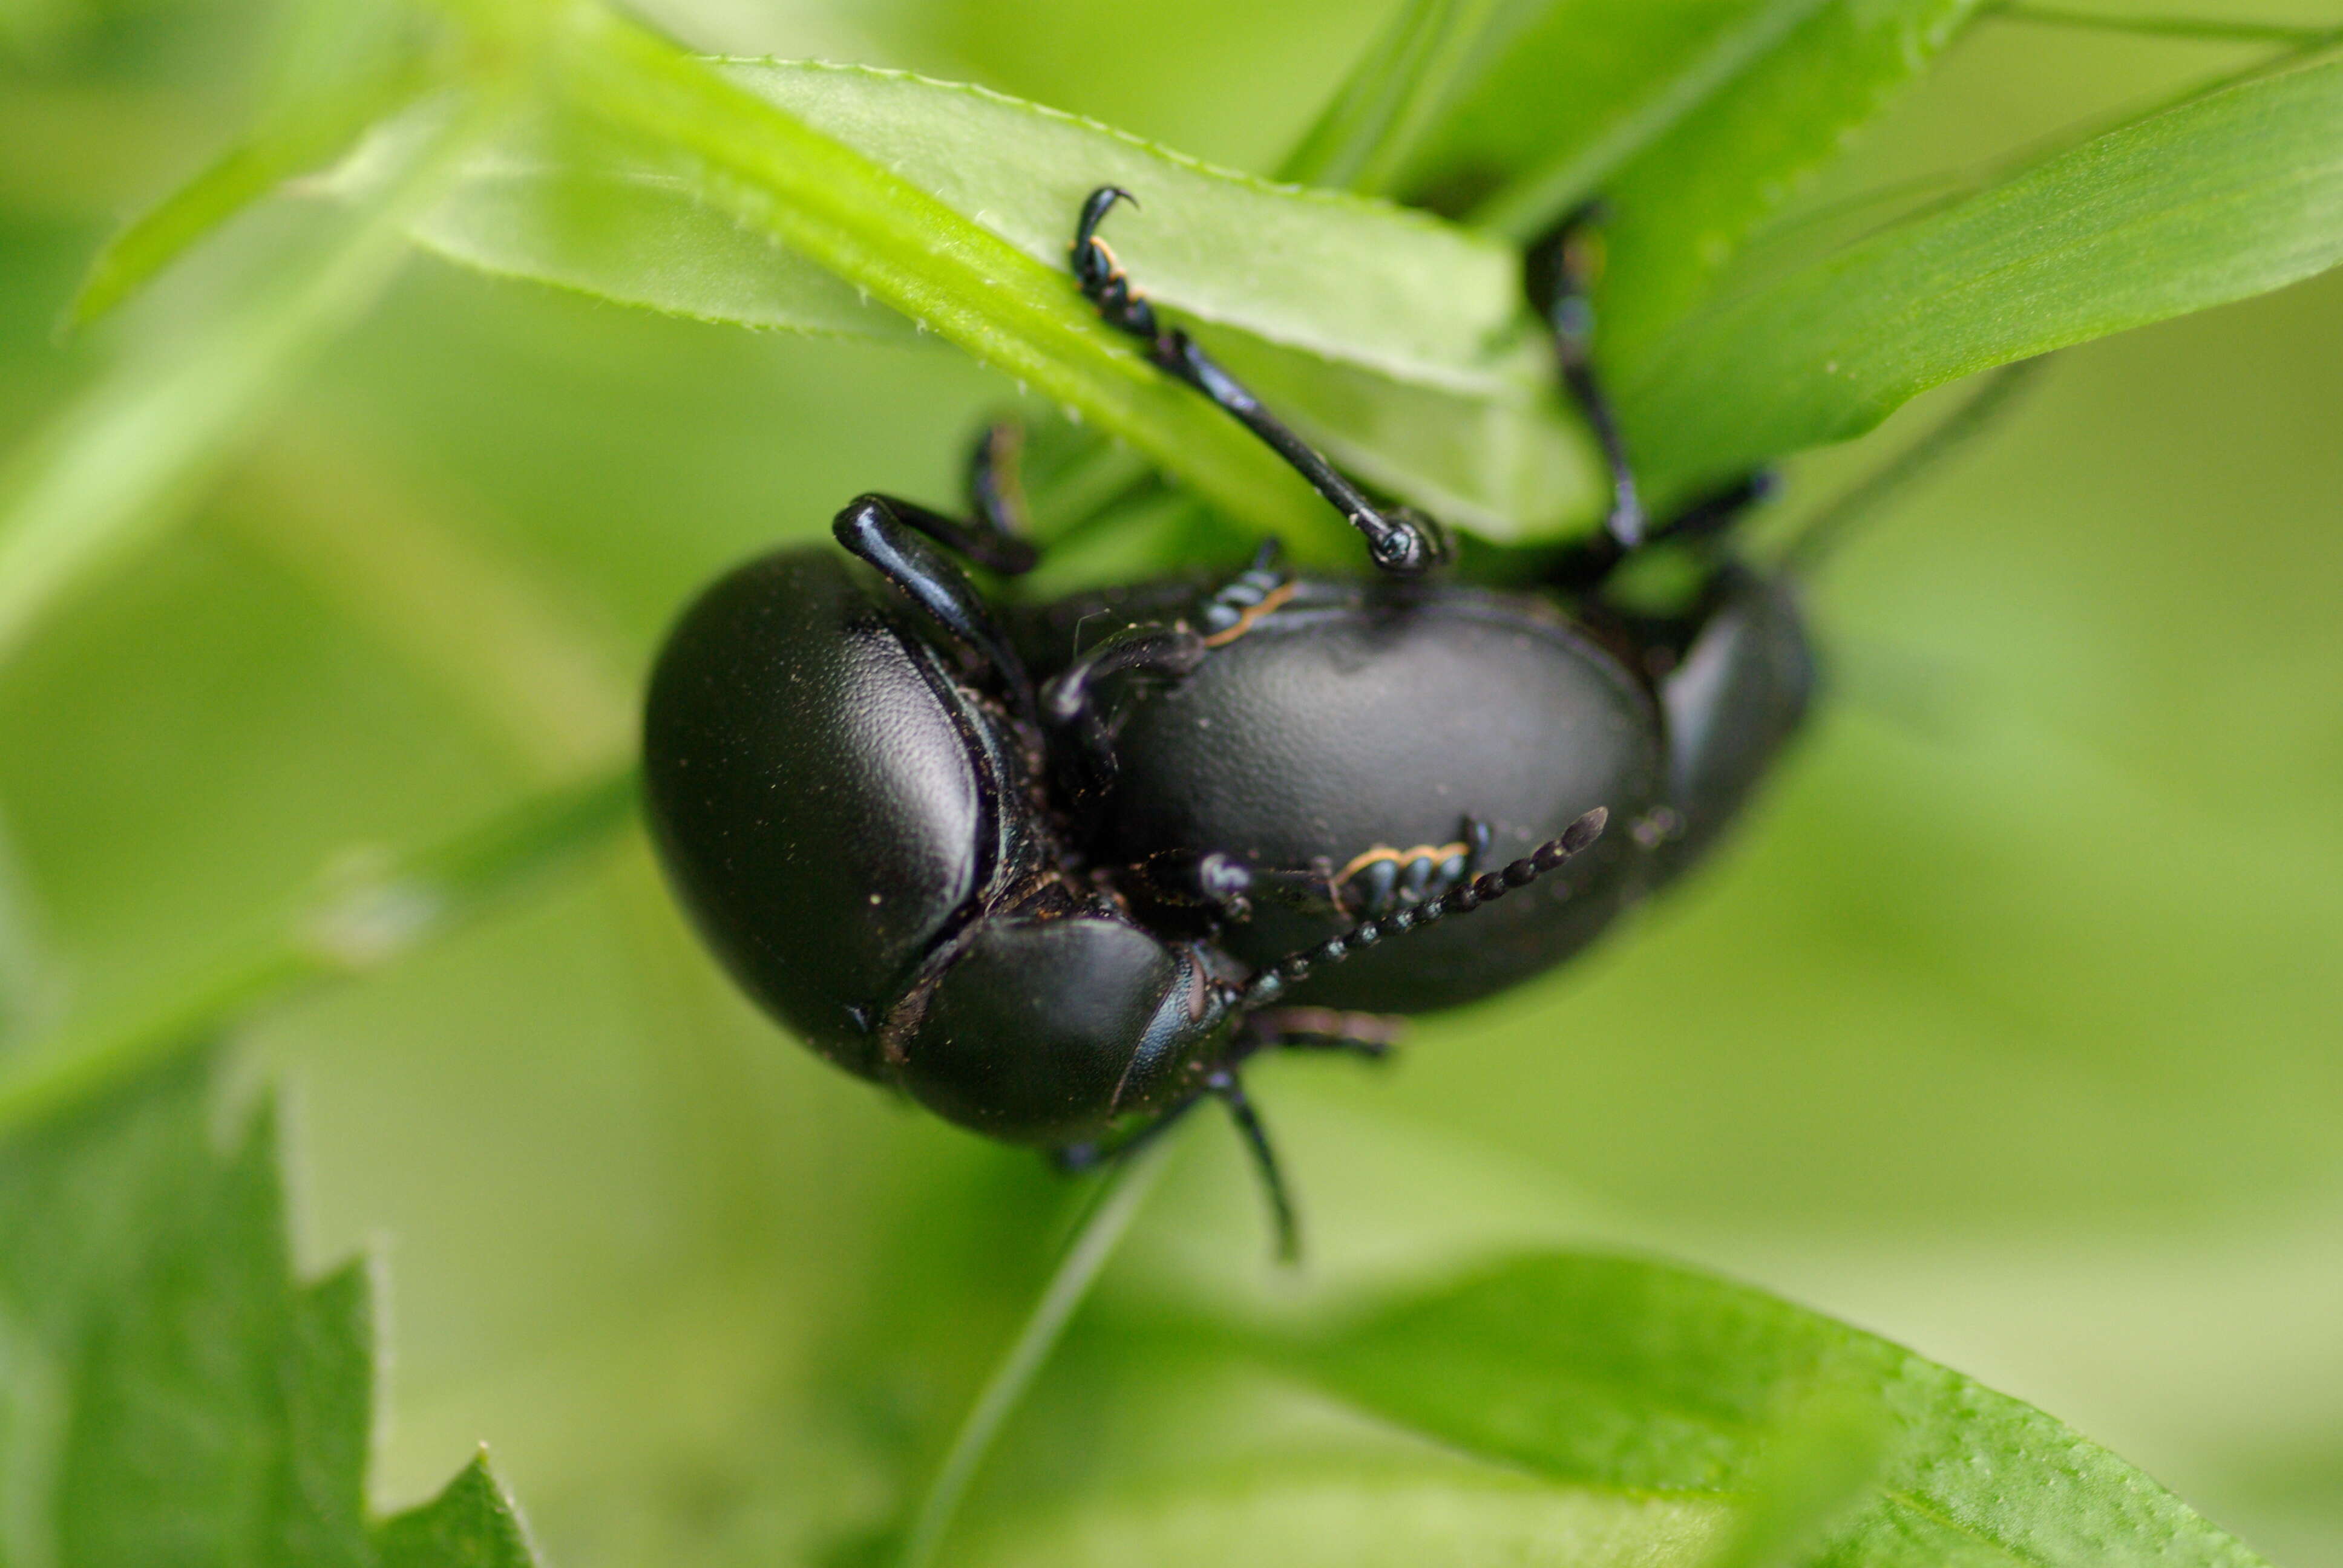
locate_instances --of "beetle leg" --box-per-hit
[1050,1065,1303,1264]
[960,417,1044,563]
[1545,471,1778,593]
[1070,186,1450,577]
[1650,471,1779,549]
[1196,539,1295,647]
[850,487,1040,578]
[1525,204,1645,554]
[1123,849,1341,922]
[834,495,1040,720]
[1205,1065,1300,1263]
[1242,1005,1407,1062]
[1039,621,1208,797]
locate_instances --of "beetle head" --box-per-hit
[888,910,1231,1146]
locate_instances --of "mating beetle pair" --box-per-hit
[642,188,1813,1254]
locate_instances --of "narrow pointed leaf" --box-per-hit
[714,60,1532,396]
[542,15,1344,547]
[0,91,490,665]
[347,41,1601,540]
[1399,0,1829,218]
[1332,0,1980,358]
[1620,57,2343,490]
[1277,0,1524,195]
[67,52,431,327]
[1582,0,1984,357]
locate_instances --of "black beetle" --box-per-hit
[642,189,1809,1253]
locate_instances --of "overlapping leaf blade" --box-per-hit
[346,50,1599,540]
[1277,0,1528,196]
[1297,0,1983,359]
[1583,0,1982,356]
[1621,56,2343,491]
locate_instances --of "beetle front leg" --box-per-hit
[834,495,1039,719]
[1122,848,1340,923]
[1525,205,1645,553]
[1038,621,1208,799]
[1070,186,1449,577]
[1205,1065,1300,1262]
[1241,1005,1407,1062]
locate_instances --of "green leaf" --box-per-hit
[0,805,57,1047]
[714,60,1533,394]
[1296,0,1981,337]
[1303,0,1981,359]
[1583,0,1984,358]
[1622,56,2343,491]
[346,45,1599,540]
[67,50,433,328]
[1194,324,1601,537]
[0,88,493,666]
[0,1059,541,1564]
[383,106,917,339]
[0,768,635,1143]
[1276,0,1992,446]
[1388,0,1829,214]
[1267,1252,2269,1567]
[964,1471,1729,1568]
[376,1456,540,1568]
[539,12,1342,550]
[1276,0,1524,196]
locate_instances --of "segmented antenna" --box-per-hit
[1238,807,1609,1012]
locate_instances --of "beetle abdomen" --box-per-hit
[1104,592,1664,1011]
[642,549,1005,1074]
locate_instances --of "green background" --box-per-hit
[4,0,2341,1562]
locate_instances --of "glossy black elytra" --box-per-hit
[640,189,1813,1256]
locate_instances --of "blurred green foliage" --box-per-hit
[3,0,2343,1564]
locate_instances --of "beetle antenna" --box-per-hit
[1782,357,2050,574]
[1237,808,1608,1013]
[1207,1067,1300,1263]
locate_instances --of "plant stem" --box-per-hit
[896,1140,1172,1568]
[0,85,500,667]
[0,768,636,1141]
[1988,2,2343,47]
